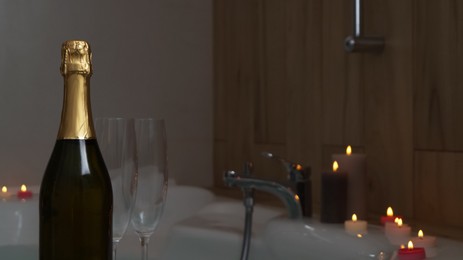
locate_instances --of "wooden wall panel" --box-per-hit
[213,0,261,184]
[284,0,324,210]
[213,0,463,238]
[414,1,463,151]
[283,0,308,165]
[253,0,288,145]
[213,141,228,187]
[363,0,414,217]
[321,0,364,146]
[301,0,324,211]
[212,0,227,142]
[414,151,463,228]
[213,0,291,183]
[284,0,308,163]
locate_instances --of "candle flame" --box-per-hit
[408,241,414,250]
[333,161,339,172]
[397,218,403,227]
[418,230,424,238]
[296,164,302,171]
[20,185,27,192]
[294,194,300,202]
[387,207,393,217]
[352,214,357,222]
[1,186,7,193]
[394,217,400,224]
[346,145,352,155]
[400,244,405,249]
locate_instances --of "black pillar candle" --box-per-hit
[320,162,347,223]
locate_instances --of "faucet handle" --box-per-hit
[223,170,238,187]
[261,152,291,172]
[261,152,309,182]
[243,162,253,177]
[290,165,311,182]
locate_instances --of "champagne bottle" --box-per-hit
[39,40,113,260]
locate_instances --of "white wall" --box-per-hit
[0,0,213,187]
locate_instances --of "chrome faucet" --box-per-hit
[223,169,302,219]
[261,152,307,182]
[224,163,302,260]
[261,152,312,217]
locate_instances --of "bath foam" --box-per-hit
[0,192,39,246]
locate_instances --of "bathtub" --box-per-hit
[1,183,463,259]
[121,196,463,260]
[0,183,217,259]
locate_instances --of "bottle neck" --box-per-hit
[57,73,95,140]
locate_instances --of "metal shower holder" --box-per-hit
[344,0,384,53]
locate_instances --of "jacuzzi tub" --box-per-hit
[0,183,217,260]
[1,183,463,260]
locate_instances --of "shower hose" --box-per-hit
[240,188,254,260]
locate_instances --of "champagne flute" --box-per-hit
[132,118,168,260]
[95,118,138,260]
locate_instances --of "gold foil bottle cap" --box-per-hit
[60,40,92,76]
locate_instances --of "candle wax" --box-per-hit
[320,171,347,223]
[17,190,33,199]
[332,153,366,217]
[411,234,436,247]
[385,222,412,245]
[381,215,402,225]
[344,219,368,235]
[411,235,437,257]
[397,247,426,260]
[0,192,12,199]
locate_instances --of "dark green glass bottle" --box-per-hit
[39,40,113,260]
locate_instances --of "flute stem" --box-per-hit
[113,241,118,260]
[140,236,150,260]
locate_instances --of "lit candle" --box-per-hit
[384,216,401,230]
[17,184,33,199]
[386,218,412,245]
[321,161,347,223]
[411,230,437,257]
[380,206,402,225]
[397,241,426,260]
[0,186,12,199]
[344,213,368,235]
[332,145,366,217]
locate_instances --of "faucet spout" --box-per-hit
[261,152,312,217]
[224,171,303,219]
[261,152,308,182]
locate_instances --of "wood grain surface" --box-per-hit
[213,0,463,238]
